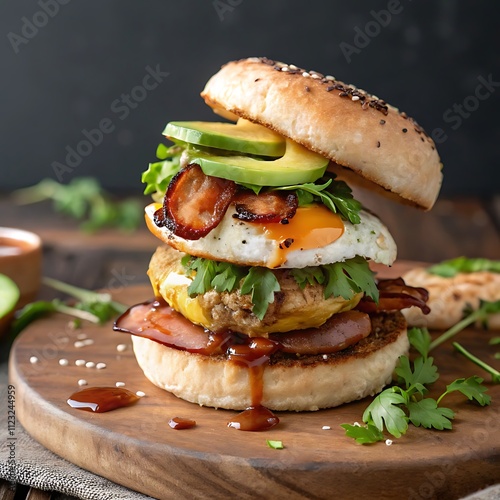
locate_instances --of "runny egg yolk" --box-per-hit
[257,205,344,267]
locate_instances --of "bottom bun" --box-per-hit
[132,312,408,412]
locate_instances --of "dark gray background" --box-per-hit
[1,0,499,196]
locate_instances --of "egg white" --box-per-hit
[145,204,397,269]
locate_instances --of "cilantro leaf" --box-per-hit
[428,256,500,278]
[211,262,246,293]
[341,423,384,444]
[408,327,432,359]
[395,355,439,394]
[489,337,500,346]
[240,267,280,320]
[362,388,408,438]
[290,267,325,289]
[323,256,379,302]
[407,399,454,430]
[186,258,218,297]
[438,376,492,406]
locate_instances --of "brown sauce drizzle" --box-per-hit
[169,417,196,430]
[67,387,140,413]
[114,300,282,431]
[227,405,279,431]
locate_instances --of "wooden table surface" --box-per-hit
[0,192,499,499]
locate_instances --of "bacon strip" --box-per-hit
[232,191,298,223]
[357,278,430,314]
[161,164,237,240]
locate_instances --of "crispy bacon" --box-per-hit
[270,310,371,354]
[357,277,430,315]
[232,190,298,224]
[161,164,237,240]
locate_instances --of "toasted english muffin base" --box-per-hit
[132,312,408,411]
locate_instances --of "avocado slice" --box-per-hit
[164,119,286,157]
[187,138,329,186]
[0,274,20,320]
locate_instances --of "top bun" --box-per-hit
[201,57,443,210]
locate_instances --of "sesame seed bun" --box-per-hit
[131,312,408,411]
[201,57,443,210]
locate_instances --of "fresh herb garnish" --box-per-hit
[275,174,362,224]
[240,267,281,320]
[452,343,500,384]
[141,144,183,202]
[429,299,500,351]
[266,439,284,449]
[12,277,127,334]
[183,255,378,320]
[428,256,500,277]
[12,178,142,233]
[340,423,384,444]
[291,256,379,303]
[341,328,491,444]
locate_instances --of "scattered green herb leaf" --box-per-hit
[429,300,500,351]
[451,344,500,385]
[407,327,432,359]
[340,423,384,444]
[266,440,284,450]
[428,256,500,278]
[342,348,491,444]
[12,178,142,233]
[12,277,127,334]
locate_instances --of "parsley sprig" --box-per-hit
[12,178,142,233]
[182,255,378,320]
[341,328,491,444]
[12,277,127,334]
[428,256,500,277]
[429,300,500,351]
[275,175,362,224]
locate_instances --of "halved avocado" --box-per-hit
[164,119,286,157]
[187,138,329,186]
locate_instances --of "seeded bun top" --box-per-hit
[201,57,443,210]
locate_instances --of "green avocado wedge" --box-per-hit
[164,119,286,157]
[187,138,329,187]
[0,274,20,320]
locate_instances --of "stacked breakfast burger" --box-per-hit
[115,57,442,417]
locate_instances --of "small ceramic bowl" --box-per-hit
[0,227,42,336]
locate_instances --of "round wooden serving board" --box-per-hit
[9,262,500,500]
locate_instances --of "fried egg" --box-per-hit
[145,202,397,269]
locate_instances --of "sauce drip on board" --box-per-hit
[169,417,197,430]
[67,387,140,413]
[227,406,279,431]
